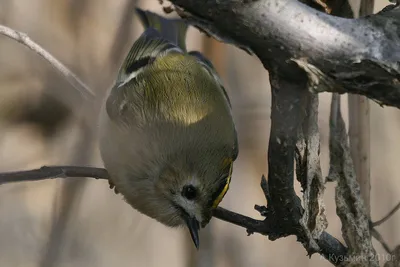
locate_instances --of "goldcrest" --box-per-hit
[99,8,238,249]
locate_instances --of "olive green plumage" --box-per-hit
[99,8,238,249]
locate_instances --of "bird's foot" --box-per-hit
[108,179,119,194]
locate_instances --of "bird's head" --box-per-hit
[153,151,234,249]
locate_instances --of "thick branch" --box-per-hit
[262,70,347,264]
[170,0,400,108]
[214,192,348,266]
[266,72,307,239]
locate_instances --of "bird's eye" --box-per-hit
[182,185,197,200]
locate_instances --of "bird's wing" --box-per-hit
[188,51,232,108]
[106,9,190,125]
[115,28,182,87]
[189,51,238,160]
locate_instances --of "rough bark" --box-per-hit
[169,0,400,108]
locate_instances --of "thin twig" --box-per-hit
[0,25,95,99]
[0,165,348,265]
[372,201,400,227]
[212,207,267,235]
[359,0,374,17]
[371,227,392,254]
[0,166,109,185]
[39,3,139,265]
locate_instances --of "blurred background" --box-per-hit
[0,0,398,266]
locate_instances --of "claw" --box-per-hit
[108,180,119,194]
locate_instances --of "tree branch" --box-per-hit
[213,207,267,235]
[169,0,400,108]
[0,166,109,185]
[0,166,348,265]
[370,227,392,254]
[359,0,375,16]
[1,4,386,265]
[384,245,400,267]
[347,0,373,218]
[328,94,378,266]
[264,71,306,240]
[371,201,400,227]
[259,60,347,265]
[38,0,141,262]
[0,25,95,99]
[368,201,400,263]
[295,87,327,247]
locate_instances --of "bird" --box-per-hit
[98,8,238,249]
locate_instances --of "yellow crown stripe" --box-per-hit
[212,161,233,209]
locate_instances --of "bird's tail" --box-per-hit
[135,8,188,51]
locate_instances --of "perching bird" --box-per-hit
[98,8,238,249]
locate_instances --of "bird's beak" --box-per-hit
[184,215,200,249]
